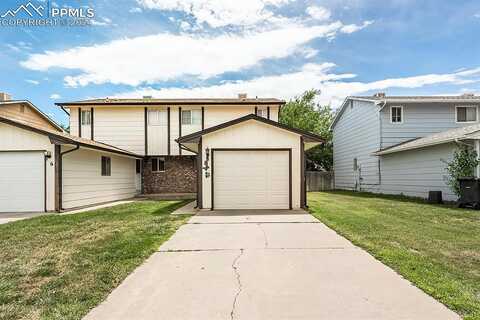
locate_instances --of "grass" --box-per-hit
[308,191,480,320]
[0,200,191,320]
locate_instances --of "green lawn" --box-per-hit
[308,191,480,320]
[0,200,191,320]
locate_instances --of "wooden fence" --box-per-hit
[306,171,333,191]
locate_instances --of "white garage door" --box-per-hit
[0,152,44,212]
[213,150,290,209]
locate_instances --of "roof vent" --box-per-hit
[461,93,475,97]
[0,92,11,101]
[143,95,152,99]
[238,93,247,100]
[373,92,386,98]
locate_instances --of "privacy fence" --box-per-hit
[306,171,333,191]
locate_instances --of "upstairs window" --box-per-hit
[257,108,267,118]
[390,106,403,124]
[148,109,167,126]
[81,110,91,125]
[101,156,111,176]
[181,110,201,125]
[456,106,477,123]
[152,157,166,172]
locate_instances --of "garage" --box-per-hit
[212,149,291,209]
[177,114,324,210]
[0,151,45,212]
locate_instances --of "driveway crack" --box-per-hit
[257,223,268,248]
[231,248,244,320]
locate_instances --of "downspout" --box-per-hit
[58,145,80,211]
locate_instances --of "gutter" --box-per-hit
[58,144,80,211]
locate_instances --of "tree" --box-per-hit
[444,147,479,196]
[59,123,70,133]
[279,89,334,171]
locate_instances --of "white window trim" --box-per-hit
[390,105,403,124]
[152,157,166,172]
[81,110,91,126]
[455,105,478,124]
[181,109,201,126]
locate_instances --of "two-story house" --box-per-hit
[332,93,480,201]
[0,93,323,212]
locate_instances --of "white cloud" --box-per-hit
[91,17,113,26]
[137,0,291,28]
[129,7,142,13]
[474,12,480,18]
[26,79,40,85]
[111,64,480,108]
[340,20,374,34]
[306,6,331,21]
[50,93,61,99]
[22,22,368,87]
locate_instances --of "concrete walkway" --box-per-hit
[84,210,460,320]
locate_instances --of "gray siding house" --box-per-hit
[332,93,480,201]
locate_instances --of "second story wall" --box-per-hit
[380,103,479,148]
[68,103,281,156]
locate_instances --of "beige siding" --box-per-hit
[69,107,79,136]
[94,107,145,155]
[0,103,58,131]
[147,107,168,155]
[170,107,180,155]
[0,123,56,211]
[62,148,138,209]
[204,105,256,127]
[201,120,301,209]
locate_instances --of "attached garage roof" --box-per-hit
[0,116,143,158]
[374,123,480,155]
[177,114,325,144]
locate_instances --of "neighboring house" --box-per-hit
[331,93,480,201]
[0,95,142,212]
[0,93,323,212]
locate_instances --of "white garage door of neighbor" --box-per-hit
[0,152,44,212]
[213,150,290,209]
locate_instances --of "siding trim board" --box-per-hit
[267,107,270,120]
[144,107,148,155]
[201,107,205,130]
[90,108,94,139]
[210,148,292,210]
[300,137,305,208]
[197,137,203,209]
[167,107,171,155]
[178,107,182,155]
[78,108,81,137]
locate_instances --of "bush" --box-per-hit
[444,146,479,196]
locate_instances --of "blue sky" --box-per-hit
[1,0,480,125]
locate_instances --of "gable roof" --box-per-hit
[0,116,142,158]
[177,114,325,143]
[330,94,480,130]
[374,123,480,156]
[0,100,64,132]
[56,98,285,106]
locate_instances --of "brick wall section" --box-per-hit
[143,156,197,193]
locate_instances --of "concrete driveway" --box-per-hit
[84,210,459,320]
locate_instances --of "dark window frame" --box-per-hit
[390,106,403,124]
[151,157,166,172]
[136,159,141,173]
[101,156,111,176]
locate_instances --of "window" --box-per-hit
[136,159,141,174]
[148,109,167,126]
[101,156,111,176]
[81,110,91,125]
[256,108,267,118]
[181,110,201,125]
[390,106,403,124]
[353,158,358,171]
[151,157,165,172]
[456,106,477,123]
